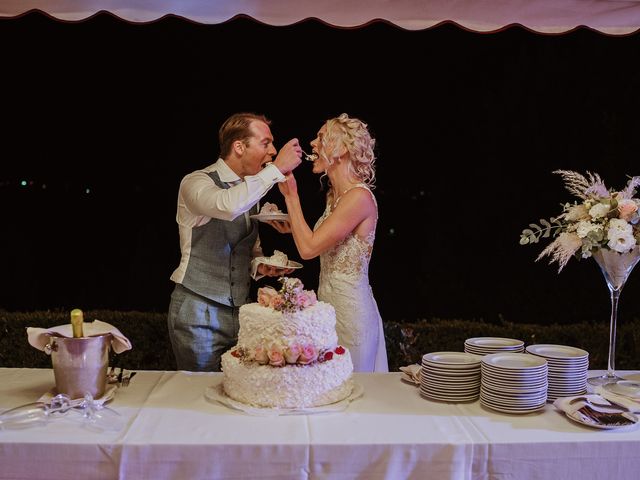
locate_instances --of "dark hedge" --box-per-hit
[1,310,638,372]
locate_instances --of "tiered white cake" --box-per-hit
[221,278,353,408]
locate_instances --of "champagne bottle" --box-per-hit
[70,308,84,338]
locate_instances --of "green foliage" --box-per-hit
[520,217,562,245]
[1,310,638,372]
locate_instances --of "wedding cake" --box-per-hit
[221,277,354,408]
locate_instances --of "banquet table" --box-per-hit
[1,368,640,480]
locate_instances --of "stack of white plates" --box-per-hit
[525,344,589,401]
[420,352,482,402]
[480,352,548,414]
[464,337,525,355]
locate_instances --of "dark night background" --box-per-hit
[2,11,640,326]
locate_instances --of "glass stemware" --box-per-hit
[588,247,640,386]
[0,393,124,431]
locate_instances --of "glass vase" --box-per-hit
[588,246,640,386]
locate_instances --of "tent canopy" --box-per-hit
[1,0,640,35]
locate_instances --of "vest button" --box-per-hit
[231,266,236,271]
[231,282,235,286]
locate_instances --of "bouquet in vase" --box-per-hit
[521,169,640,386]
[520,170,640,270]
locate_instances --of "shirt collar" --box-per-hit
[211,158,242,184]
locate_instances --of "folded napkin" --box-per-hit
[399,364,421,385]
[553,393,639,428]
[27,320,132,354]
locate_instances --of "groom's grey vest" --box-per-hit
[180,171,258,307]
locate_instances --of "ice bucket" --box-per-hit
[44,333,111,399]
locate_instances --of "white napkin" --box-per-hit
[399,364,421,385]
[27,320,132,354]
[553,393,639,428]
[595,386,640,413]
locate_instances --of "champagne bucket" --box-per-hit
[44,334,111,399]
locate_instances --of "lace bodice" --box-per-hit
[314,184,377,281]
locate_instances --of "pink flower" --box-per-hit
[298,344,318,365]
[270,296,285,310]
[284,343,301,364]
[268,346,285,367]
[258,287,279,307]
[254,346,269,365]
[618,199,638,221]
[297,290,317,308]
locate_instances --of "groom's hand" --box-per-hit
[273,139,302,175]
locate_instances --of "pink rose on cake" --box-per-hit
[284,343,301,364]
[297,344,318,365]
[268,345,286,367]
[253,345,270,365]
[296,290,317,308]
[257,286,279,307]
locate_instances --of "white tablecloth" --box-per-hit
[1,368,640,479]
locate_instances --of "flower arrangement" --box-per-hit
[520,170,640,271]
[257,277,317,313]
[230,344,346,367]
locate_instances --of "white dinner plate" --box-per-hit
[250,213,290,222]
[423,352,482,366]
[482,352,547,370]
[465,337,524,348]
[603,380,640,400]
[526,344,589,359]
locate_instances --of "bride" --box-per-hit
[273,113,388,372]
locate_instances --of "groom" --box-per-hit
[168,112,301,371]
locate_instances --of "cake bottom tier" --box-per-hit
[221,349,354,408]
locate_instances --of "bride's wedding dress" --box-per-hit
[314,184,389,372]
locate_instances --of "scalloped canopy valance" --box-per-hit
[2,0,640,35]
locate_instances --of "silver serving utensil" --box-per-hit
[301,149,317,162]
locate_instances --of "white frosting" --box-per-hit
[223,298,354,408]
[260,202,282,214]
[221,349,354,408]
[238,301,338,353]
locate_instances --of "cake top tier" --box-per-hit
[258,277,317,314]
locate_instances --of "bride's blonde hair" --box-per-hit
[320,113,376,188]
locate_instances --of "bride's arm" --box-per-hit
[279,174,374,259]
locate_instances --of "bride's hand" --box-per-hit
[278,173,298,197]
[267,220,291,234]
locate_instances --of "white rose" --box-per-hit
[608,218,633,234]
[607,232,636,253]
[589,202,610,219]
[576,221,602,239]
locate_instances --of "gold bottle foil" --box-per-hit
[70,308,84,338]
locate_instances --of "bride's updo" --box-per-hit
[321,113,376,188]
